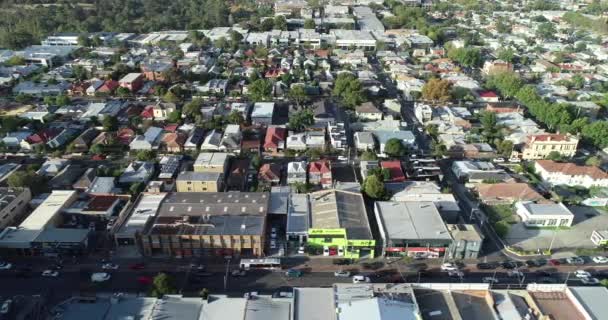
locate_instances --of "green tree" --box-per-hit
[14,93,33,104]
[183,99,203,118]
[166,110,182,123]
[421,78,452,102]
[545,151,564,161]
[261,18,274,31]
[7,171,44,194]
[4,56,25,66]
[362,175,386,199]
[116,87,130,97]
[274,16,287,31]
[494,221,510,238]
[227,111,245,125]
[448,47,483,68]
[163,91,180,103]
[332,73,367,108]
[102,116,118,131]
[248,79,273,102]
[151,273,176,298]
[90,144,104,155]
[304,19,315,29]
[585,156,602,167]
[251,154,261,169]
[497,48,515,63]
[497,140,514,158]
[129,182,144,195]
[288,108,314,132]
[288,85,308,107]
[55,95,70,107]
[200,288,210,300]
[136,150,156,161]
[537,22,556,40]
[77,34,91,47]
[360,150,378,161]
[384,138,407,157]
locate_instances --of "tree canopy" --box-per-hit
[248,79,273,102]
[332,73,367,108]
[384,138,407,157]
[288,108,314,132]
[362,175,387,199]
[421,78,452,102]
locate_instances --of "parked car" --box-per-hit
[592,256,608,264]
[493,157,505,163]
[270,228,277,239]
[42,270,59,277]
[285,269,303,278]
[102,263,119,270]
[482,277,499,284]
[297,246,305,254]
[334,270,351,277]
[581,277,600,285]
[476,262,497,270]
[1,299,12,314]
[352,275,370,283]
[567,257,585,265]
[508,270,524,278]
[549,259,561,266]
[91,272,111,282]
[508,158,521,163]
[575,270,592,278]
[0,262,12,270]
[231,269,246,277]
[440,263,458,271]
[129,263,145,270]
[189,264,206,271]
[501,261,517,269]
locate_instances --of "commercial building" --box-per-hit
[519,133,578,160]
[114,193,167,247]
[193,152,229,173]
[374,201,452,258]
[446,224,484,260]
[140,192,269,257]
[286,193,309,243]
[590,230,608,247]
[0,187,32,229]
[175,171,223,192]
[334,284,421,320]
[515,201,574,228]
[308,190,375,258]
[535,160,608,188]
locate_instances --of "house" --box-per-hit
[158,155,182,179]
[308,160,332,188]
[37,158,68,177]
[129,126,163,151]
[119,161,155,184]
[116,128,135,145]
[160,132,186,153]
[286,132,307,150]
[477,183,545,205]
[200,129,222,151]
[535,160,608,188]
[71,128,99,153]
[96,80,119,94]
[0,188,32,229]
[305,131,325,149]
[264,126,287,152]
[152,102,177,121]
[451,161,511,183]
[354,131,376,151]
[478,90,499,102]
[184,128,206,150]
[312,100,337,124]
[118,73,144,92]
[176,171,223,192]
[374,130,416,156]
[193,152,229,173]
[288,161,307,184]
[219,124,242,154]
[258,163,282,187]
[86,177,119,195]
[251,102,275,125]
[227,159,249,191]
[73,168,96,191]
[196,79,228,94]
[380,161,406,183]
[515,201,574,228]
[518,133,579,160]
[482,60,513,75]
[241,131,261,154]
[2,131,32,151]
[355,102,383,121]
[47,128,80,149]
[140,59,173,81]
[327,122,347,150]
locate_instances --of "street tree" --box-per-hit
[362,175,386,199]
[384,138,407,157]
[288,108,314,132]
[421,78,452,102]
[248,79,273,102]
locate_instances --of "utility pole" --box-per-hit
[224,256,231,291]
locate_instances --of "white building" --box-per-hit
[287,161,307,184]
[515,201,574,228]
[534,160,608,188]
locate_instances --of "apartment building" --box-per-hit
[175,172,223,192]
[519,133,578,160]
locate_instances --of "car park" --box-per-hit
[42,270,59,277]
[285,269,303,278]
[334,270,351,277]
[102,263,119,270]
[352,275,370,283]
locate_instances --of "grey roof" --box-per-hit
[0,188,28,213]
[50,164,86,188]
[87,177,116,194]
[269,186,291,215]
[244,296,291,320]
[375,201,452,241]
[447,224,483,242]
[374,130,416,144]
[287,194,310,235]
[177,171,222,181]
[251,102,275,118]
[569,287,608,320]
[309,190,372,240]
[521,202,574,216]
[157,192,269,217]
[33,227,89,243]
[144,126,163,143]
[294,288,334,320]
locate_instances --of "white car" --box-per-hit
[334,270,351,277]
[352,275,370,283]
[581,277,600,285]
[91,272,111,282]
[0,262,12,270]
[270,239,277,249]
[592,256,608,264]
[1,299,12,314]
[483,277,499,284]
[297,246,305,254]
[575,270,592,278]
[102,263,119,270]
[493,157,505,163]
[508,158,521,163]
[270,228,277,239]
[42,270,59,277]
[440,263,458,271]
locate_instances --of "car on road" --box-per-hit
[129,263,145,270]
[549,259,561,266]
[334,270,351,277]
[352,275,370,283]
[297,246,305,254]
[581,277,600,285]
[566,257,585,265]
[592,256,608,264]
[482,277,499,284]
[493,157,505,163]
[91,272,111,282]
[270,228,277,239]
[189,264,205,271]
[270,239,277,249]
[476,262,497,270]
[501,261,517,269]
[42,270,59,277]
[440,263,458,271]
[508,158,521,163]
[448,271,464,278]
[508,270,524,278]
[0,262,12,270]
[1,299,12,314]
[575,270,592,278]
[231,269,246,277]
[102,263,119,270]
[285,269,303,278]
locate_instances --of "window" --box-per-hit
[547,219,557,226]
[559,219,570,226]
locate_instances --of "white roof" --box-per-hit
[117,193,167,237]
[119,72,141,83]
[21,190,76,230]
[252,102,275,118]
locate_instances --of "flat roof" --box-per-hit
[194,152,229,167]
[287,194,309,235]
[177,171,222,181]
[375,201,451,241]
[309,190,372,240]
[251,102,275,118]
[414,289,456,320]
[530,291,584,320]
[33,228,89,243]
[157,192,269,217]
[245,296,291,320]
[203,296,247,320]
[569,287,608,320]
[269,186,291,215]
[451,291,497,320]
[334,284,418,320]
[116,193,167,237]
[520,202,574,217]
[294,288,334,320]
[21,190,76,230]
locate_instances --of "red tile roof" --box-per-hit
[477,183,544,203]
[536,160,608,180]
[380,161,406,182]
[86,196,120,211]
[479,91,498,98]
[264,127,286,150]
[308,160,331,174]
[258,163,281,182]
[528,134,573,143]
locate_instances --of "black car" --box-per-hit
[535,259,548,267]
[502,261,517,269]
[525,260,538,267]
[539,277,557,284]
[477,262,498,270]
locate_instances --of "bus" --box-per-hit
[239,258,282,270]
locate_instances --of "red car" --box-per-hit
[549,259,561,266]
[129,263,145,270]
[137,276,152,285]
